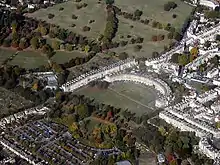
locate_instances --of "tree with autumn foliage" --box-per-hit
[190,47,199,58]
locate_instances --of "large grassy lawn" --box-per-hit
[51,50,86,64]
[8,51,48,69]
[75,82,158,116]
[27,0,193,59]
[113,0,193,58]
[0,49,16,64]
[115,0,193,29]
[27,0,106,39]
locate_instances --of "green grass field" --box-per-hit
[8,51,48,68]
[51,50,86,64]
[113,0,193,58]
[0,49,16,64]
[75,82,158,116]
[115,0,193,29]
[27,0,106,39]
[27,0,193,59]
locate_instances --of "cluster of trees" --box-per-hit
[164,1,177,11]
[62,52,96,69]
[117,9,143,21]
[0,9,104,57]
[102,5,118,44]
[0,66,54,106]
[151,21,182,41]
[49,93,138,161]
[170,47,199,66]
[151,34,165,42]
[75,2,88,10]
[134,122,213,165]
[119,36,144,47]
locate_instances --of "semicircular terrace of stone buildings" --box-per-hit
[103,73,172,100]
[61,58,138,92]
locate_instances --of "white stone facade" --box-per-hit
[159,88,220,138]
[104,73,172,108]
[199,137,220,160]
[61,59,138,92]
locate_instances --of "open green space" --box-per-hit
[8,51,48,69]
[27,0,106,39]
[51,50,86,64]
[115,0,193,29]
[75,82,158,116]
[113,0,193,58]
[0,49,16,64]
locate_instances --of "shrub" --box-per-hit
[59,7,64,11]
[172,14,177,18]
[152,51,160,58]
[71,23,76,27]
[151,35,157,42]
[152,21,157,28]
[127,35,131,38]
[82,3,88,7]
[72,14,78,19]
[167,32,174,39]
[82,26,91,32]
[120,40,128,47]
[133,45,142,52]
[164,1,177,11]
[144,19,149,24]
[130,38,136,44]
[76,4,83,9]
[89,20,95,24]
[136,37,144,43]
[119,52,128,60]
[157,34,165,41]
[134,9,143,17]
[75,0,81,2]
[48,13,55,19]
[105,0,114,5]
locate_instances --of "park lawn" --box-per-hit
[115,0,193,30]
[51,50,86,64]
[27,0,106,39]
[0,49,16,64]
[9,51,48,69]
[113,0,193,58]
[74,82,158,116]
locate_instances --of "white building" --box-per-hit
[207,68,219,78]
[61,59,138,92]
[159,88,220,138]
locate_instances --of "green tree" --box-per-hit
[178,54,189,66]
[84,45,90,53]
[40,26,48,36]
[51,40,60,50]
[42,44,54,58]
[11,21,17,34]
[65,44,73,51]
[105,0,114,5]
[30,37,39,49]
[75,104,90,120]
